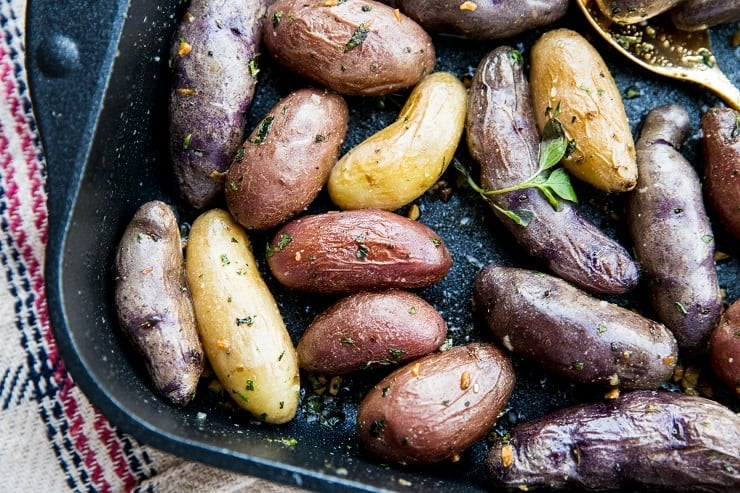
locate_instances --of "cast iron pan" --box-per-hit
[28,0,739,491]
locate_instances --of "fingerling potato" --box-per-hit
[709,299,740,395]
[487,390,740,491]
[263,0,435,96]
[474,264,678,390]
[114,201,204,406]
[225,88,349,230]
[266,209,452,293]
[701,106,740,240]
[186,208,300,423]
[627,105,722,352]
[530,28,637,193]
[169,0,270,208]
[328,72,467,211]
[297,290,447,374]
[358,343,515,464]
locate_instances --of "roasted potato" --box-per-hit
[595,0,683,24]
[487,390,740,491]
[530,29,637,193]
[169,0,270,209]
[627,105,722,352]
[386,0,568,39]
[328,72,467,211]
[262,0,435,96]
[474,264,678,390]
[225,88,349,230]
[297,290,447,374]
[671,0,740,31]
[185,209,300,423]
[701,106,740,240]
[466,46,639,295]
[358,343,515,464]
[113,201,204,407]
[266,209,452,293]
[710,300,740,395]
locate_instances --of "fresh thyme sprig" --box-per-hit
[455,117,577,227]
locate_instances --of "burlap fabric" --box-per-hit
[0,1,303,490]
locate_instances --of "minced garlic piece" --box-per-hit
[459,1,478,11]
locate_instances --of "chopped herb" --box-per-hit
[268,436,297,447]
[382,383,392,397]
[278,350,285,361]
[345,23,370,52]
[236,316,255,326]
[699,49,714,68]
[439,338,453,352]
[279,401,285,409]
[674,302,688,316]
[701,234,714,244]
[362,4,372,11]
[257,413,268,422]
[231,237,239,243]
[408,306,417,314]
[402,436,410,445]
[596,89,605,96]
[315,134,325,142]
[245,380,255,391]
[732,113,740,139]
[625,85,641,99]
[220,254,230,265]
[597,324,607,334]
[277,233,292,249]
[572,362,584,371]
[234,146,245,162]
[509,49,522,65]
[228,181,238,191]
[251,116,274,144]
[370,418,386,437]
[340,337,355,345]
[388,348,406,360]
[430,237,441,247]
[356,243,370,260]
[248,56,260,76]
[272,11,284,27]
[442,400,451,406]
[136,233,143,243]
[233,390,249,402]
[183,133,192,149]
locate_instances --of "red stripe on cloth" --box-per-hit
[0,38,139,491]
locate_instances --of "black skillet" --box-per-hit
[28,0,739,491]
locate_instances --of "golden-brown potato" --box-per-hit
[262,0,435,96]
[225,88,349,230]
[327,72,467,211]
[530,29,637,193]
[185,209,300,423]
[357,343,515,464]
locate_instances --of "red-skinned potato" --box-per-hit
[701,106,740,240]
[297,290,447,374]
[357,343,515,464]
[225,88,349,230]
[710,300,740,395]
[266,209,452,293]
[262,0,435,96]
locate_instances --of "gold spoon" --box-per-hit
[575,0,740,110]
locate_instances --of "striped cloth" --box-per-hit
[0,1,300,491]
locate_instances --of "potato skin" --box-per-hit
[474,264,678,390]
[701,106,740,240]
[266,209,452,293]
[113,201,204,407]
[710,300,740,395]
[297,290,447,374]
[169,0,270,209]
[595,0,683,24]
[185,209,300,423]
[530,29,637,193]
[391,0,568,39]
[262,0,435,96]
[328,72,467,211]
[466,46,639,295]
[627,105,722,352]
[487,390,740,491]
[225,88,349,230]
[671,0,740,31]
[358,343,515,464]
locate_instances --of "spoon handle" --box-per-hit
[698,67,740,111]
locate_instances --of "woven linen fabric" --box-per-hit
[0,1,304,491]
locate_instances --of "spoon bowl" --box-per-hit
[575,0,740,110]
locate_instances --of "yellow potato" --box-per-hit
[530,29,637,192]
[327,71,467,210]
[186,209,299,423]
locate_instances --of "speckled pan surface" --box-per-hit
[29,1,739,491]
